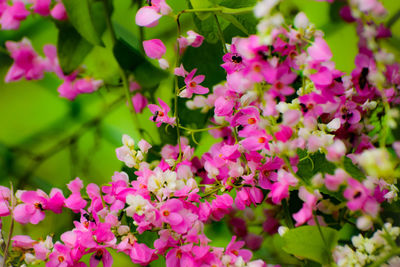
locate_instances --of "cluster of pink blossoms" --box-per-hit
[1,0,400,266]
[0,0,66,30]
[4,38,103,100]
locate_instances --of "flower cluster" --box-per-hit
[333,223,400,266]
[1,0,400,266]
[4,38,103,100]
[0,0,66,30]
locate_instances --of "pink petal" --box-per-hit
[143,39,166,59]
[307,37,332,61]
[135,7,161,27]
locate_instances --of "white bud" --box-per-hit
[294,12,309,29]
[327,118,341,132]
[278,226,289,236]
[356,216,373,231]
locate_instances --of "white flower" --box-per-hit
[116,135,151,168]
[125,194,150,217]
[254,0,280,18]
[294,12,309,29]
[327,118,341,132]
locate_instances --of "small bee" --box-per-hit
[152,111,159,121]
[231,55,242,64]
[359,67,369,89]
[83,213,95,222]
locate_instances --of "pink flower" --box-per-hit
[235,187,264,210]
[214,95,235,116]
[160,199,188,233]
[30,0,51,16]
[65,178,87,212]
[225,236,252,262]
[58,80,78,101]
[326,139,346,162]
[240,129,272,151]
[5,38,46,82]
[0,1,29,30]
[177,30,204,53]
[174,64,188,77]
[166,244,195,267]
[143,39,166,59]
[47,243,74,266]
[135,0,171,27]
[232,107,260,130]
[307,37,332,62]
[180,69,209,98]
[275,125,293,143]
[130,242,157,265]
[222,39,245,74]
[58,77,103,100]
[325,169,349,191]
[14,190,48,224]
[309,66,333,86]
[12,235,36,249]
[74,77,103,94]
[89,248,112,267]
[148,98,176,127]
[210,194,233,221]
[343,178,379,216]
[269,170,298,204]
[46,188,65,214]
[50,1,67,21]
[265,65,297,97]
[292,187,321,226]
[131,93,148,113]
[0,186,11,217]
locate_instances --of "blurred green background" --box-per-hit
[0,0,400,265]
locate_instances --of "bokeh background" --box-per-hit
[0,0,400,265]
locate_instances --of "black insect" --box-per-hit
[232,55,242,64]
[152,111,159,121]
[359,67,369,89]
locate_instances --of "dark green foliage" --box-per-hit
[61,0,106,46]
[56,22,94,74]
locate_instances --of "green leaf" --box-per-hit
[113,38,144,72]
[296,150,336,181]
[190,0,213,20]
[57,22,94,74]
[136,230,158,248]
[133,61,169,88]
[112,23,168,87]
[343,156,365,181]
[282,225,339,264]
[338,223,359,241]
[85,46,120,85]
[209,0,223,4]
[182,42,225,88]
[329,1,346,22]
[192,13,230,43]
[61,0,106,45]
[219,13,249,35]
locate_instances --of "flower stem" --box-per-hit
[180,6,253,15]
[179,124,226,133]
[102,0,143,138]
[3,183,15,267]
[214,14,228,54]
[173,15,184,168]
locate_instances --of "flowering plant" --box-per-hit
[1,0,400,266]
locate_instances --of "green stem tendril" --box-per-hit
[102,0,143,138]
